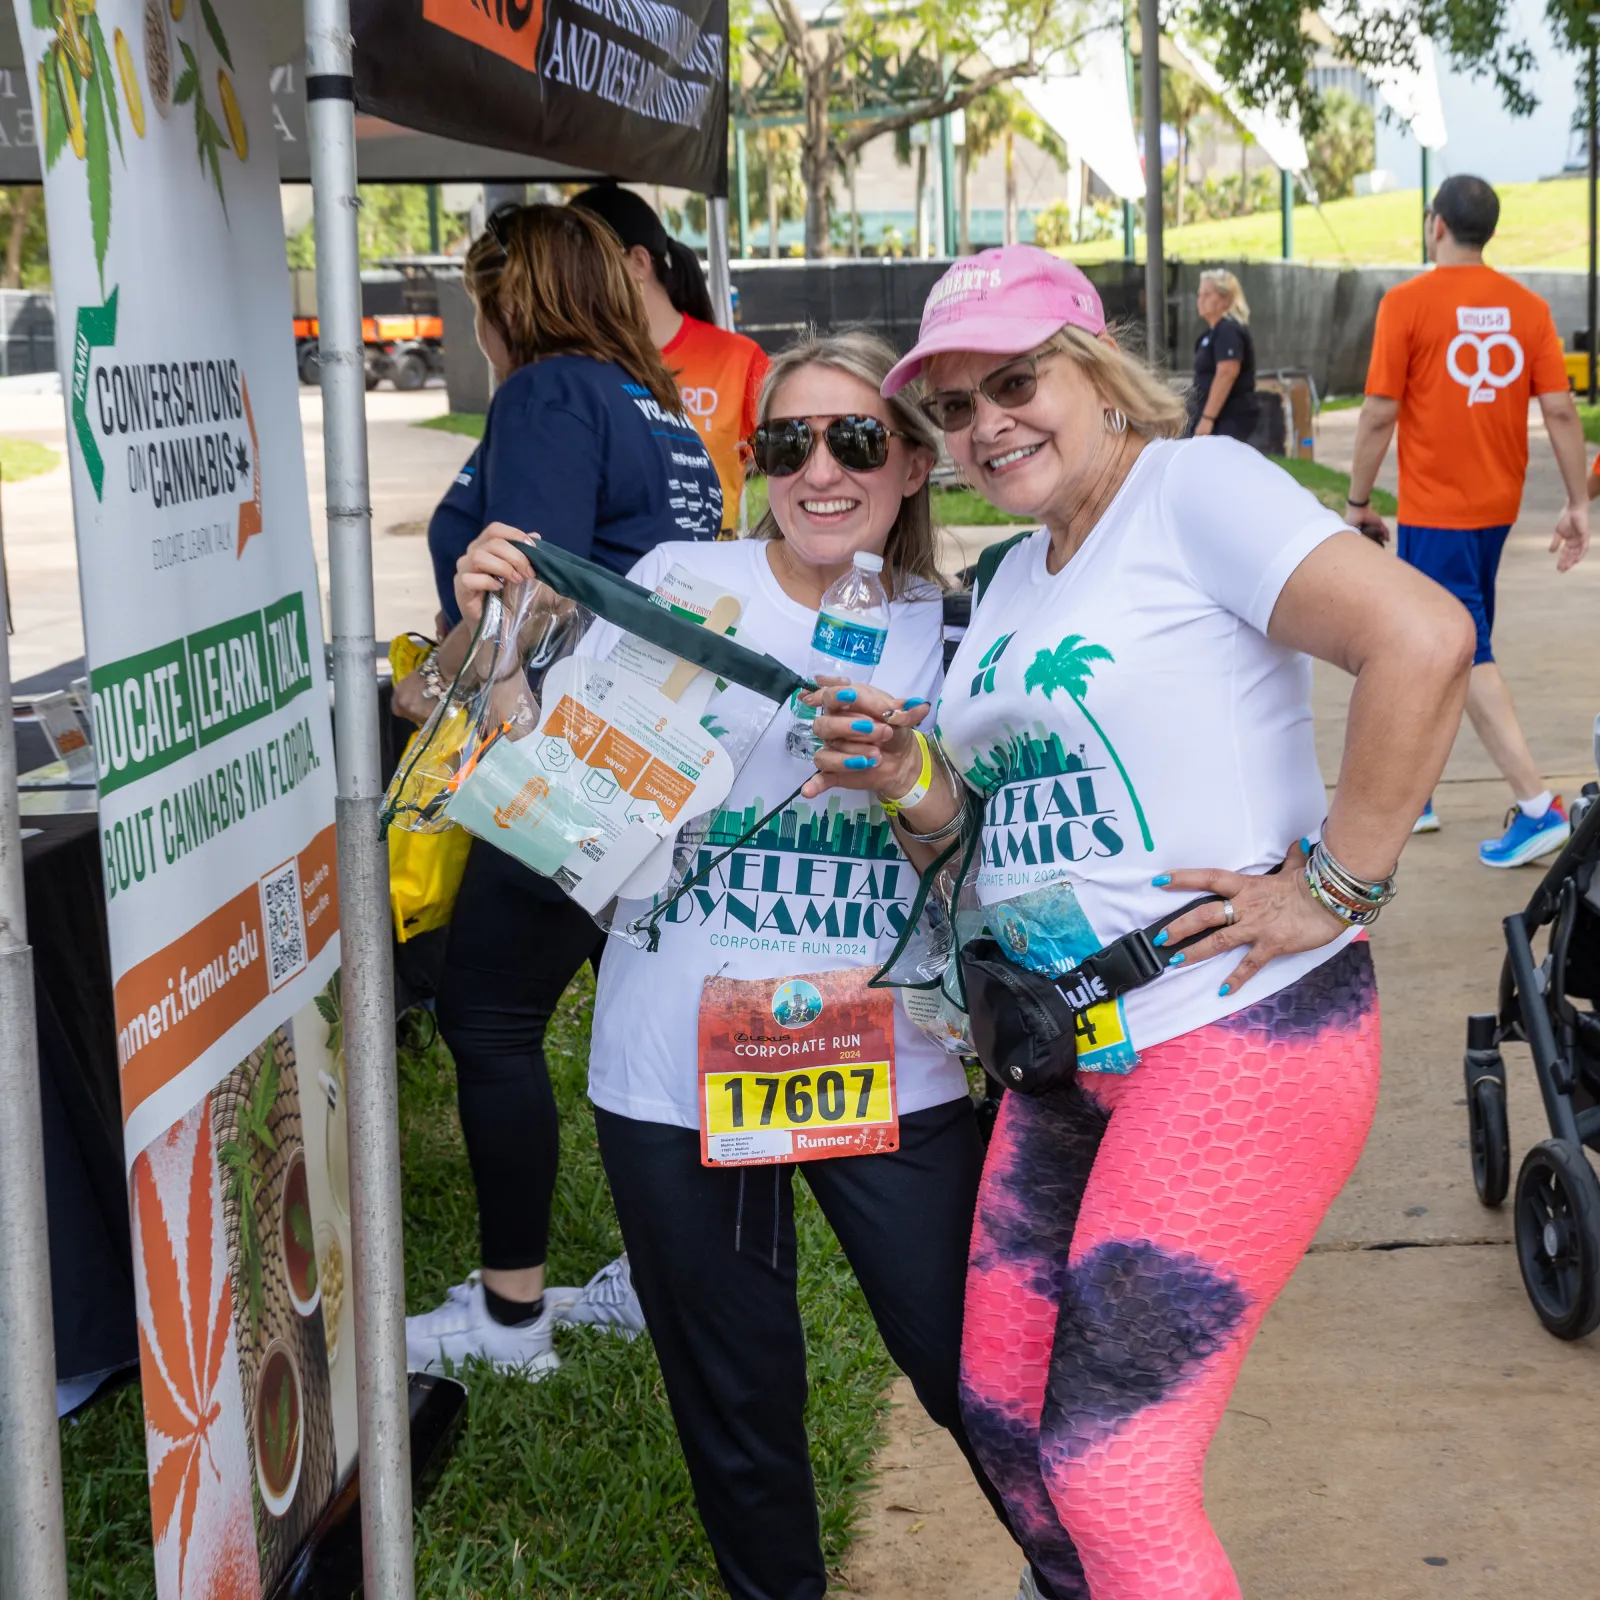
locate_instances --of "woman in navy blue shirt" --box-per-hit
[403,205,722,1376]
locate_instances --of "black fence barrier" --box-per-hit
[729,258,1153,359]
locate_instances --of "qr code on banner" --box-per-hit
[260,859,307,989]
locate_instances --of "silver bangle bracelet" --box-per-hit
[1304,836,1396,926]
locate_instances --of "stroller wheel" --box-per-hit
[1468,1076,1510,1207]
[1513,1140,1600,1340]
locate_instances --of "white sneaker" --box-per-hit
[553,1254,647,1338]
[405,1272,562,1378]
[1016,1566,1040,1600]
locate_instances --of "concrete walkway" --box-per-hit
[843,409,1600,1598]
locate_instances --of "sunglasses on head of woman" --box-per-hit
[919,353,1046,433]
[485,203,531,252]
[750,415,908,477]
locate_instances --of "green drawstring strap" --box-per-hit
[628,776,812,952]
[514,540,811,707]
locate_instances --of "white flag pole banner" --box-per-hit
[14,0,358,1592]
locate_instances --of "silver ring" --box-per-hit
[1222,899,1236,927]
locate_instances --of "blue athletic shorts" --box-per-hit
[1396,523,1511,666]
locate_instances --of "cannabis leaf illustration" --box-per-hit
[173,41,226,218]
[35,0,136,293]
[134,1107,232,1599]
[217,1054,279,1343]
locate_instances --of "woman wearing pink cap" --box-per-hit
[803,246,1475,1598]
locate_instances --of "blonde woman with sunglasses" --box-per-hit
[456,328,1037,1599]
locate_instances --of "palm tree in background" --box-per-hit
[1023,636,1153,851]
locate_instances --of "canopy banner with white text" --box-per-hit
[13,0,357,1591]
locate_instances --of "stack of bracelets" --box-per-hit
[1303,835,1397,927]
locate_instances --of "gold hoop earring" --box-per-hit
[1103,408,1128,435]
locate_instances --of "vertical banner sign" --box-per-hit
[14,2,359,1594]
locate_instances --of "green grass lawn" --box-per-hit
[60,975,898,1598]
[1269,454,1397,516]
[420,412,487,440]
[1063,177,1593,269]
[0,437,61,480]
[1577,402,1600,444]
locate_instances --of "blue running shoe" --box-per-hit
[1479,797,1569,869]
[1413,800,1441,834]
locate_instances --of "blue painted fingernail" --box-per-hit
[844,755,876,770]
[851,719,875,733]
[1152,874,1172,887]
[1167,953,1185,967]
[902,697,928,709]
[1218,983,1231,996]
[837,688,858,704]
[1300,838,1311,854]
[1152,930,1168,947]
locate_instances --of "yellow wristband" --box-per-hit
[881,731,934,817]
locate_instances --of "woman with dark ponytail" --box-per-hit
[572,185,769,534]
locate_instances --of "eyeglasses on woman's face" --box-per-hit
[749,414,907,477]
[919,354,1048,433]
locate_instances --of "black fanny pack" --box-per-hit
[960,896,1218,1096]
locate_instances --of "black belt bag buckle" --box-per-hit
[959,902,1208,1096]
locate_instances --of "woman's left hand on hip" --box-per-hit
[1152,841,1349,996]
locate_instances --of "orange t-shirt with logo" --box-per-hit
[1365,264,1568,528]
[661,316,769,531]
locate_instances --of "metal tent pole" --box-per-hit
[734,127,751,260]
[1588,36,1597,406]
[1139,0,1164,363]
[708,196,735,331]
[0,532,66,1600]
[302,2,415,1595]
[1281,169,1294,260]
[1420,145,1432,266]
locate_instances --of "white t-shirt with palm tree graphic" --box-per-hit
[935,437,1358,1063]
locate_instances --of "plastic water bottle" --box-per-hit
[788,550,889,759]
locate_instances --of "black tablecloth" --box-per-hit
[25,811,138,1386]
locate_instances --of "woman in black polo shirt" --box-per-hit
[1189,268,1259,442]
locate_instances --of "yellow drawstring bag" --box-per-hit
[387,635,473,942]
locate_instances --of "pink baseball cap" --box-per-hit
[881,246,1107,396]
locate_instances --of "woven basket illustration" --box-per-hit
[212,1023,338,1588]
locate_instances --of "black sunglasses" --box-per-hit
[921,354,1045,433]
[485,202,530,252]
[750,415,907,477]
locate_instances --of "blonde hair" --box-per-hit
[1040,325,1187,439]
[751,329,944,592]
[464,204,682,413]
[1199,267,1250,324]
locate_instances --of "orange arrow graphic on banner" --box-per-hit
[236,377,262,557]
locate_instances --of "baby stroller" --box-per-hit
[1465,728,1600,1339]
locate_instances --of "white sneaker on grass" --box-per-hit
[553,1254,647,1338]
[405,1271,569,1379]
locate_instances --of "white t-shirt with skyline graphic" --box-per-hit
[588,538,967,1131]
[935,437,1359,1063]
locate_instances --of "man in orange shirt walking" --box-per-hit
[1345,174,1590,868]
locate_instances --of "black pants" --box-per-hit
[437,841,604,1271]
[595,1098,1021,1600]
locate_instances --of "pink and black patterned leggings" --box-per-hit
[961,940,1381,1599]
